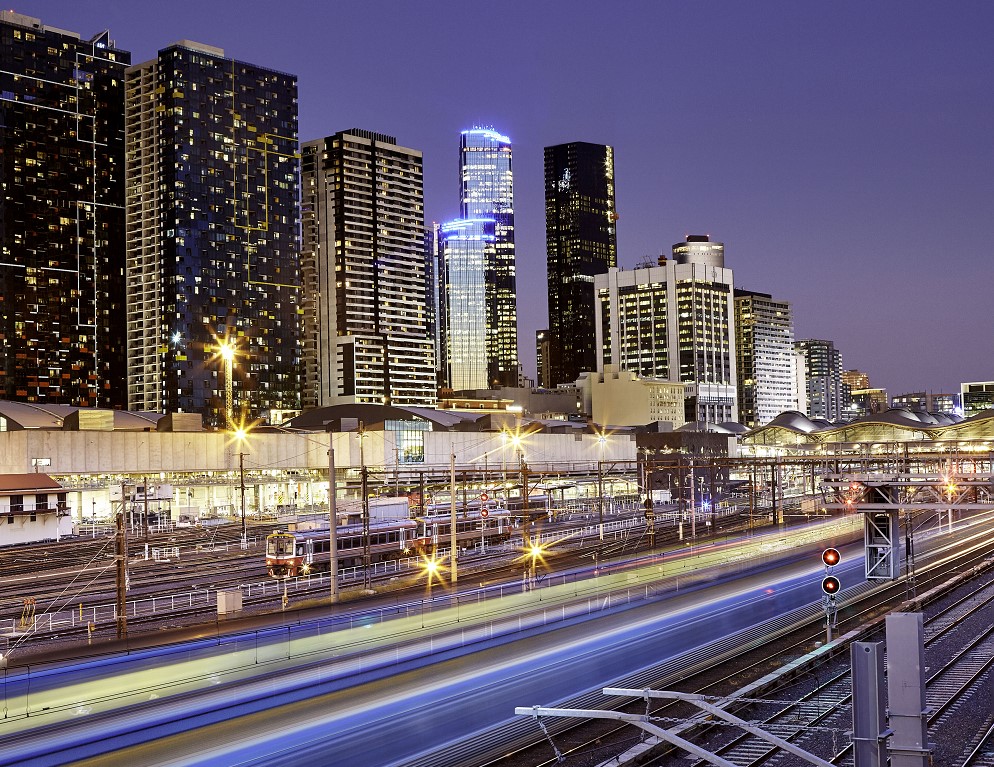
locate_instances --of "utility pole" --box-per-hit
[142,476,150,540]
[359,422,370,590]
[450,451,457,585]
[689,463,697,540]
[116,482,128,640]
[597,459,604,542]
[328,439,338,603]
[521,457,530,548]
[239,452,247,546]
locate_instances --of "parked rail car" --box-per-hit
[413,508,515,554]
[265,518,417,578]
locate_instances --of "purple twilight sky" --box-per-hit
[19,1,994,397]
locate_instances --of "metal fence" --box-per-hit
[0,508,794,640]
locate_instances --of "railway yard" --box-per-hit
[3,501,994,765]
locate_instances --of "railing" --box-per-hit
[0,508,770,638]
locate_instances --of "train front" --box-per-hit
[265,530,300,578]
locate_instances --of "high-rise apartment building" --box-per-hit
[300,130,434,408]
[794,339,843,421]
[0,12,130,408]
[125,41,300,427]
[439,128,518,390]
[544,142,617,386]
[594,236,737,423]
[734,290,797,427]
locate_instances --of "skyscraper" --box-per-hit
[439,127,517,390]
[544,142,617,386]
[125,41,300,427]
[734,289,798,427]
[0,12,130,408]
[439,218,494,390]
[794,339,843,421]
[595,236,737,423]
[300,130,434,408]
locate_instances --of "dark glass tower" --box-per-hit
[125,41,300,427]
[544,142,617,386]
[0,12,130,407]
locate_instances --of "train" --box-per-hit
[265,507,516,578]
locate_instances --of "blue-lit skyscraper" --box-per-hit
[439,128,518,390]
[440,219,494,390]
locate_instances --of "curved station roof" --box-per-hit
[742,407,994,449]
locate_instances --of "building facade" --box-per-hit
[842,369,870,392]
[439,218,495,390]
[125,41,300,427]
[439,128,518,390]
[892,391,961,414]
[300,130,434,408]
[594,236,737,423]
[734,290,797,428]
[0,12,130,408]
[961,381,994,417]
[794,339,843,421]
[577,367,685,429]
[544,142,617,386]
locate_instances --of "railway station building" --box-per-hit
[0,401,639,542]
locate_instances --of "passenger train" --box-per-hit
[265,506,517,578]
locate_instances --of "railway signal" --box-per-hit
[821,548,841,642]
[821,575,841,595]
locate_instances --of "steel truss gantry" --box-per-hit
[821,470,994,579]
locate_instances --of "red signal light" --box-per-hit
[822,575,841,595]
[822,548,841,567]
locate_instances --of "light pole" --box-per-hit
[596,434,607,542]
[328,436,338,603]
[239,450,247,546]
[449,451,458,585]
[424,557,439,602]
[219,341,234,429]
[233,427,250,547]
[528,543,542,590]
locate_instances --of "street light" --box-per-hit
[218,341,235,429]
[528,543,543,590]
[424,556,440,601]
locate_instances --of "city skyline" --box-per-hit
[10,1,994,400]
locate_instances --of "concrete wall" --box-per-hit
[0,512,71,546]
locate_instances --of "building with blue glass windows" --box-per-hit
[439,219,495,390]
[438,128,518,390]
[124,41,300,427]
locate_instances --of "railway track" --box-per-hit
[457,515,994,767]
[2,511,713,654]
[964,721,994,767]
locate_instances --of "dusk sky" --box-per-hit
[21,1,994,397]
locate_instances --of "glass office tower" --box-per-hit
[125,41,300,426]
[0,12,130,408]
[439,219,495,390]
[440,127,518,389]
[544,142,617,387]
